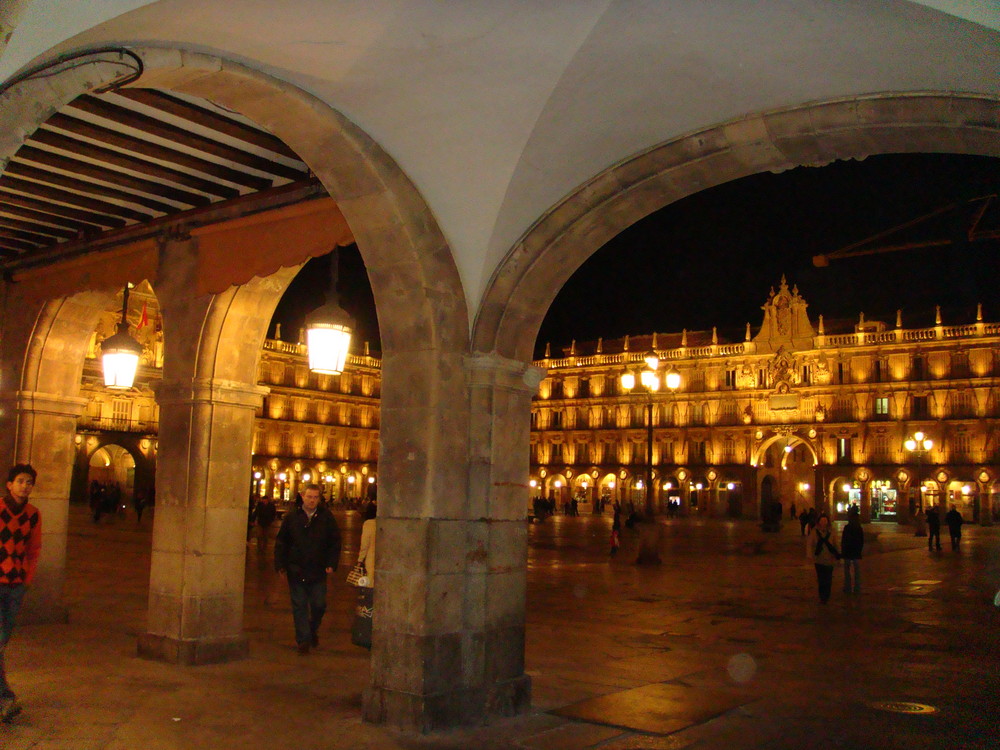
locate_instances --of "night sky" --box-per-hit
[272,153,998,359]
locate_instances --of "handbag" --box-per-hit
[346,561,367,586]
[351,586,374,649]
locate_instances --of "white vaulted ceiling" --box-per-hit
[2,0,999,322]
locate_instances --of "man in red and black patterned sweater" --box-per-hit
[0,463,41,723]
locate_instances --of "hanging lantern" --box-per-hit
[101,284,143,389]
[306,248,354,374]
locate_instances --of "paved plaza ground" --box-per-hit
[1,505,998,749]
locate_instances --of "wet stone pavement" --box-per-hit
[2,506,998,749]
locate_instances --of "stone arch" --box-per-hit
[473,93,1000,361]
[2,48,488,729]
[751,434,820,469]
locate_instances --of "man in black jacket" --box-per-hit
[274,484,342,653]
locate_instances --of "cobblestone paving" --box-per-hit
[1,507,997,749]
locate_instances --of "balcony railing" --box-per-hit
[78,416,157,434]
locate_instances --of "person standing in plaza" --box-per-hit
[840,510,864,594]
[926,504,942,551]
[610,505,621,556]
[0,464,41,723]
[945,505,964,551]
[806,513,840,604]
[254,493,277,554]
[274,483,341,654]
[351,502,377,649]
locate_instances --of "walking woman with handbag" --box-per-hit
[350,502,377,648]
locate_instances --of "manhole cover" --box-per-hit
[869,701,938,715]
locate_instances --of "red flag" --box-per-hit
[137,302,149,330]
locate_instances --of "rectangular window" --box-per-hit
[912,356,925,381]
[837,438,852,464]
[874,396,889,419]
[801,365,810,385]
[758,369,767,388]
[725,369,737,389]
[551,410,563,428]
[111,398,131,428]
[723,437,736,463]
[912,395,929,419]
[873,360,882,383]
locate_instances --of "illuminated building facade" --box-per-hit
[529,278,1000,524]
[70,284,381,509]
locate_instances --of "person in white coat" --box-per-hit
[357,502,376,585]
[351,502,377,648]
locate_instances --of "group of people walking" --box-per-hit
[805,511,865,603]
[805,503,967,604]
[924,504,964,552]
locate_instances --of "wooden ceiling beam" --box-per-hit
[15,147,212,207]
[0,191,126,228]
[116,89,300,160]
[48,111,278,189]
[29,129,241,199]
[0,227,57,246]
[4,162,178,214]
[0,236,38,253]
[0,177,155,223]
[0,216,77,240]
[70,96,306,180]
[0,202,98,231]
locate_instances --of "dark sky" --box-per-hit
[273,153,998,358]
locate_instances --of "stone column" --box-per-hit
[0,390,86,623]
[138,377,265,664]
[977,479,992,526]
[859,478,872,523]
[363,353,538,730]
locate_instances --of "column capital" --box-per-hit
[0,390,88,418]
[155,378,269,409]
[466,351,544,393]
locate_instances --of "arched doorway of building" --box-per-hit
[87,443,136,514]
[721,478,743,518]
[598,473,618,511]
[944,479,978,522]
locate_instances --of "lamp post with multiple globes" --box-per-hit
[620,350,680,518]
[904,431,933,522]
[620,350,681,566]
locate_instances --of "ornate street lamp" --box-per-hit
[620,350,681,519]
[306,248,354,375]
[904,431,933,522]
[101,283,143,389]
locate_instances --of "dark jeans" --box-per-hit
[0,584,27,699]
[287,576,327,646]
[927,527,941,550]
[814,564,834,603]
[843,559,861,593]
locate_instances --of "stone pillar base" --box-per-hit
[362,674,531,733]
[138,633,249,666]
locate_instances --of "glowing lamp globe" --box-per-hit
[305,318,352,375]
[101,324,143,389]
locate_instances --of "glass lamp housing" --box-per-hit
[306,320,352,375]
[101,323,143,389]
[664,369,681,391]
